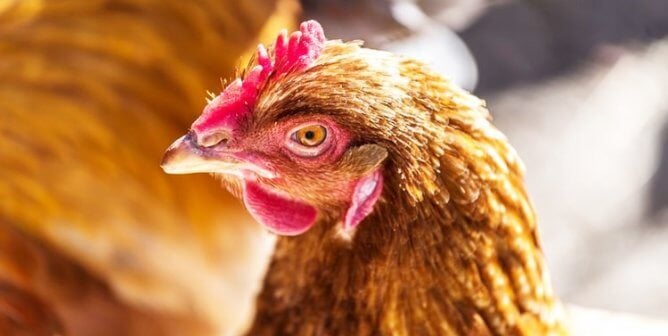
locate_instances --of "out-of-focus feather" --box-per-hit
[0,0,298,334]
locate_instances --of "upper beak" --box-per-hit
[160,132,275,178]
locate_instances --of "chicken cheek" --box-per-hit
[242,180,317,236]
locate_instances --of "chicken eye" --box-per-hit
[286,123,331,157]
[294,125,327,147]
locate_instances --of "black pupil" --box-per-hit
[304,130,315,140]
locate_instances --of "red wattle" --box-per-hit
[242,181,317,236]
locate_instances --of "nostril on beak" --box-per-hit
[195,130,230,148]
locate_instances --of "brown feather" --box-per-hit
[243,41,569,335]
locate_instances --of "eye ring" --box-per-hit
[286,123,331,157]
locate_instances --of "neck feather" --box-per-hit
[247,51,568,336]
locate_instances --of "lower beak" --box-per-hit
[160,133,274,178]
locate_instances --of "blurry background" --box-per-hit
[304,0,668,319]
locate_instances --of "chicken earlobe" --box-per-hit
[343,169,384,232]
[335,143,388,233]
[242,180,317,236]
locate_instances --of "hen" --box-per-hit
[162,20,569,335]
[0,1,297,335]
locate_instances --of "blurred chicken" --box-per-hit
[162,21,568,335]
[0,0,298,335]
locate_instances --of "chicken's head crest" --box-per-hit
[191,20,326,138]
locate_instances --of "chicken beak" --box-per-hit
[160,133,275,178]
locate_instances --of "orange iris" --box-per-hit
[295,125,327,147]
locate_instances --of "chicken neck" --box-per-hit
[247,153,568,336]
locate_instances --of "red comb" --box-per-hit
[192,20,326,135]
